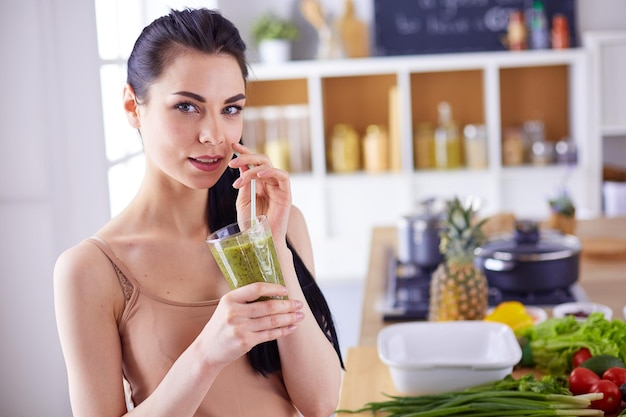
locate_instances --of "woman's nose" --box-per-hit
[199,133,225,144]
[199,118,225,144]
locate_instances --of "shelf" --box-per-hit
[410,70,484,126]
[322,74,396,135]
[500,65,569,142]
[249,49,586,79]
[602,125,626,137]
[245,48,597,280]
[246,78,308,106]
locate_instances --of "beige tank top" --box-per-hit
[86,237,298,417]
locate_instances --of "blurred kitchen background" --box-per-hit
[1,0,626,415]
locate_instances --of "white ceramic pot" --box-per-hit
[258,39,290,64]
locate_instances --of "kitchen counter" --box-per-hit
[337,217,626,416]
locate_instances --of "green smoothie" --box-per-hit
[209,232,286,300]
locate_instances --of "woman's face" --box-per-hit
[132,50,246,190]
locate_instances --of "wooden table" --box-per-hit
[337,217,626,416]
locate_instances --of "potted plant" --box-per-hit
[251,13,299,64]
[547,187,576,234]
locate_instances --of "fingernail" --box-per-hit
[294,300,303,309]
[296,312,305,321]
[233,178,242,187]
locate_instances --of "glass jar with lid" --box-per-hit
[328,123,360,173]
[414,122,435,170]
[463,124,488,170]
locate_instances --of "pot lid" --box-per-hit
[476,220,582,262]
[400,213,442,228]
[400,197,445,228]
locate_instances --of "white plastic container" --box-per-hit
[603,181,626,217]
[377,321,521,395]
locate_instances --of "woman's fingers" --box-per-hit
[217,284,304,347]
[203,282,304,365]
[227,282,288,303]
[229,143,288,189]
[229,143,272,171]
[229,144,292,235]
[226,284,303,326]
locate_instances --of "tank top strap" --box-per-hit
[84,236,138,304]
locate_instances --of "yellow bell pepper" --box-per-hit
[484,301,535,332]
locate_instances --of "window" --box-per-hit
[94,0,217,216]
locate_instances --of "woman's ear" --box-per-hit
[123,84,141,129]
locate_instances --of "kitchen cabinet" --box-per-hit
[246,49,598,281]
[583,31,626,216]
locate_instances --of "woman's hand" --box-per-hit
[229,142,292,240]
[200,282,304,367]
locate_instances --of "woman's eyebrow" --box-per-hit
[171,91,245,104]
[173,91,206,102]
[225,93,246,104]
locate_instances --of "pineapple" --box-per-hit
[428,196,489,321]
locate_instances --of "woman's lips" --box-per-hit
[189,156,222,172]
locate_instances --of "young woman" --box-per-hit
[54,8,343,417]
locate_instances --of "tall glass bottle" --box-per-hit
[551,14,570,49]
[528,0,549,50]
[434,101,462,169]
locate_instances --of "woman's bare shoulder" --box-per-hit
[53,239,125,312]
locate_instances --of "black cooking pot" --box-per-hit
[475,220,582,292]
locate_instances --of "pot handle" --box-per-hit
[483,258,516,271]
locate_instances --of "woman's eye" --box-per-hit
[224,105,243,116]
[176,102,198,113]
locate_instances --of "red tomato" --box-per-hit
[589,379,622,413]
[603,367,626,387]
[569,367,601,395]
[572,347,592,368]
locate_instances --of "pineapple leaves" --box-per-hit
[439,196,489,261]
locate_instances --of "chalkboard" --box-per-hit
[373,0,577,56]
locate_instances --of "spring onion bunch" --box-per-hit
[336,374,605,416]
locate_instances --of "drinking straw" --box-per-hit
[235,152,257,225]
[250,178,257,225]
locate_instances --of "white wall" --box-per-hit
[0,1,625,416]
[0,0,109,415]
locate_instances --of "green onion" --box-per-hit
[335,375,605,417]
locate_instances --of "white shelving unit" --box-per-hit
[247,48,599,281]
[584,31,626,217]
[584,32,626,138]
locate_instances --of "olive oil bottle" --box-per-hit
[434,101,462,169]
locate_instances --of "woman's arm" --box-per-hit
[54,243,134,416]
[230,144,342,416]
[278,206,343,417]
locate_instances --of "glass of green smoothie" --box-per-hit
[206,215,286,300]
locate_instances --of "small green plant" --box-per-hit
[251,13,299,44]
[549,188,576,217]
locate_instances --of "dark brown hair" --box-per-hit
[127,8,248,102]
